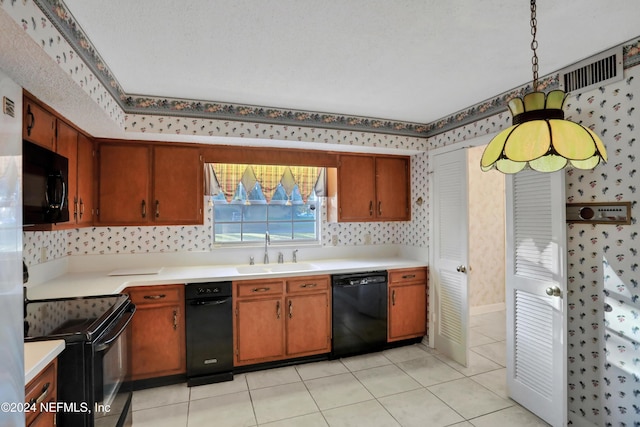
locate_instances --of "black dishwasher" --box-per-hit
[331,271,388,359]
[186,282,233,386]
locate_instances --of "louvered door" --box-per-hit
[432,149,469,366]
[505,170,566,426]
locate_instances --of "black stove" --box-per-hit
[25,294,135,427]
[24,294,129,341]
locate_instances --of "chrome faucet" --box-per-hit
[293,249,298,263]
[264,231,270,264]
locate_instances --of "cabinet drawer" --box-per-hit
[286,275,330,293]
[127,284,184,304]
[389,268,427,285]
[25,360,56,426]
[236,280,284,298]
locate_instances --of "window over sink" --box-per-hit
[206,164,324,244]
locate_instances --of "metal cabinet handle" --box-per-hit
[26,104,35,136]
[276,301,281,319]
[300,283,317,288]
[378,201,382,215]
[155,200,160,218]
[392,289,396,306]
[28,382,50,406]
[252,287,270,293]
[173,309,178,330]
[74,196,79,220]
[79,198,85,220]
[141,200,147,218]
[456,265,467,273]
[143,294,166,300]
[289,300,293,318]
[369,200,373,216]
[402,274,416,279]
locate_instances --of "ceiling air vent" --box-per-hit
[560,47,623,94]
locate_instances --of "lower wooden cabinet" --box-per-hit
[233,275,331,366]
[285,276,331,357]
[25,359,57,427]
[388,268,428,342]
[126,284,186,381]
[236,296,285,363]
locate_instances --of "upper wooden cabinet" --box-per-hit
[22,93,96,230]
[153,145,203,224]
[55,122,96,227]
[76,133,95,226]
[96,142,203,225]
[335,154,410,222]
[23,95,56,150]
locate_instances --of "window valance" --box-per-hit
[205,164,324,203]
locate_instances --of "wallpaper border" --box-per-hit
[31,0,640,138]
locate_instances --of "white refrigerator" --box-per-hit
[0,68,24,427]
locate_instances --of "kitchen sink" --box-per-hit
[235,263,319,275]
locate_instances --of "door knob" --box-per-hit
[545,286,562,297]
[456,265,467,273]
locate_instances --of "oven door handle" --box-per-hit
[94,306,136,352]
[191,298,229,306]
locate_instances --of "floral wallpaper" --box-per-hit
[564,65,639,427]
[23,153,430,265]
[124,113,427,151]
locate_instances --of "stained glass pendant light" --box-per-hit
[480,0,607,174]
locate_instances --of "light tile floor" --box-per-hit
[132,310,550,426]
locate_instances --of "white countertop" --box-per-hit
[24,340,65,384]
[27,257,427,299]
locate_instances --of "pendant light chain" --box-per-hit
[530,0,539,92]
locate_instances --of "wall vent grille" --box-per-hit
[560,47,623,94]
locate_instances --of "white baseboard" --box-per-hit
[470,302,505,316]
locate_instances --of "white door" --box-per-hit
[432,149,469,366]
[505,170,567,426]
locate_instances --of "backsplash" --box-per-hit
[24,153,430,266]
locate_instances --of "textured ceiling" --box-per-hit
[60,0,640,124]
[2,1,640,142]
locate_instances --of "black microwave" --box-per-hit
[23,141,70,225]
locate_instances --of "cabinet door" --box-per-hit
[286,292,331,357]
[153,146,202,224]
[55,121,78,224]
[98,144,151,224]
[376,156,409,221]
[25,359,57,427]
[128,285,186,380]
[28,411,56,427]
[388,283,426,341]
[130,303,185,379]
[235,297,284,365]
[23,97,56,150]
[76,133,95,226]
[337,154,376,221]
